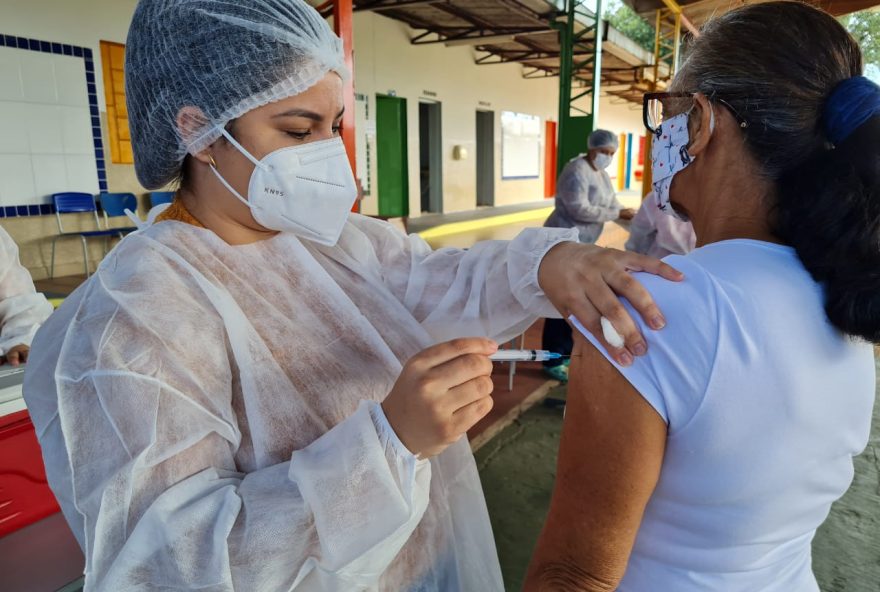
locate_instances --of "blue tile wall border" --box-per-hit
[0,32,107,216]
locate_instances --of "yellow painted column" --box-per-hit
[617,133,627,191]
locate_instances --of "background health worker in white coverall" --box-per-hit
[24,1,681,590]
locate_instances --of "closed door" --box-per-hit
[376,95,409,218]
[476,110,495,207]
[419,101,442,213]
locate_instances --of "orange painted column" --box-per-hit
[642,133,653,198]
[617,133,627,191]
[544,120,557,198]
[333,0,358,212]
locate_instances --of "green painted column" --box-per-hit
[556,0,604,174]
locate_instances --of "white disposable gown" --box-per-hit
[625,194,696,258]
[0,224,52,354]
[544,155,623,244]
[24,214,575,591]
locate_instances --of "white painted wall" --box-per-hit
[352,11,645,216]
[352,11,560,216]
[0,1,645,231]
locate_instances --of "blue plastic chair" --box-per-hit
[149,191,175,208]
[99,192,139,236]
[51,193,120,278]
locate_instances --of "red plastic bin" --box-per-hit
[0,409,61,537]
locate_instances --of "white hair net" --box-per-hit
[588,129,619,150]
[125,0,348,189]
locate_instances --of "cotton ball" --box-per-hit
[600,317,625,349]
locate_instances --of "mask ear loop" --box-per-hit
[683,103,716,159]
[217,128,269,170]
[208,127,264,209]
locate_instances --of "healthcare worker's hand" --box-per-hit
[619,208,636,221]
[383,338,497,459]
[538,242,683,367]
[1,344,29,366]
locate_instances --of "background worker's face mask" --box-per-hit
[593,153,613,170]
[651,107,714,221]
[210,129,357,245]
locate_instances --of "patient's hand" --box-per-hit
[537,242,683,366]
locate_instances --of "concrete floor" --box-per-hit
[475,385,568,591]
[476,364,880,592]
[420,191,641,251]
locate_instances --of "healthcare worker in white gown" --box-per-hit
[23,1,681,590]
[0,224,52,365]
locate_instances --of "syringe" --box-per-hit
[489,349,562,362]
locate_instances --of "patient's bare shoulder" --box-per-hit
[523,335,667,591]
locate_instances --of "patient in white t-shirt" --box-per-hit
[525,4,879,591]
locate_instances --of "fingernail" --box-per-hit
[618,351,634,367]
[651,316,666,330]
[632,342,647,356]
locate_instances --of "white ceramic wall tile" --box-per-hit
[0,45,97,206]
[53,55,88,108]
[64,154,98,194]
[0,102,31,154]
[19,51,57,104]
[0,154,35,205]
[0,48,24,102]
[59,106,93,155]
[31,154,68,203]
[26,104,64,154]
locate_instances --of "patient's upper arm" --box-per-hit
[524,334,668,591]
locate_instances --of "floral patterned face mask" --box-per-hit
[651,107,714,221]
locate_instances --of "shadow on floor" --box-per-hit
[33,275,86,299]
[475,385,566,591]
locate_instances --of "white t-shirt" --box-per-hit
[579,239,875,591]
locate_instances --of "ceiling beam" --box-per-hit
[495,0,561,24]
[445,28,551,46]
[411,26,549,45]
[355,0,440,12]
[431,1,497,30]
[476,51,556,64]
[657,0,701,36]
[512,32,555,54]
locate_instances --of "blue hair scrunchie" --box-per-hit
[824,76,880,145]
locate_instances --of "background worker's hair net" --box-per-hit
[125,0,348,189]
[588,129,619,150]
